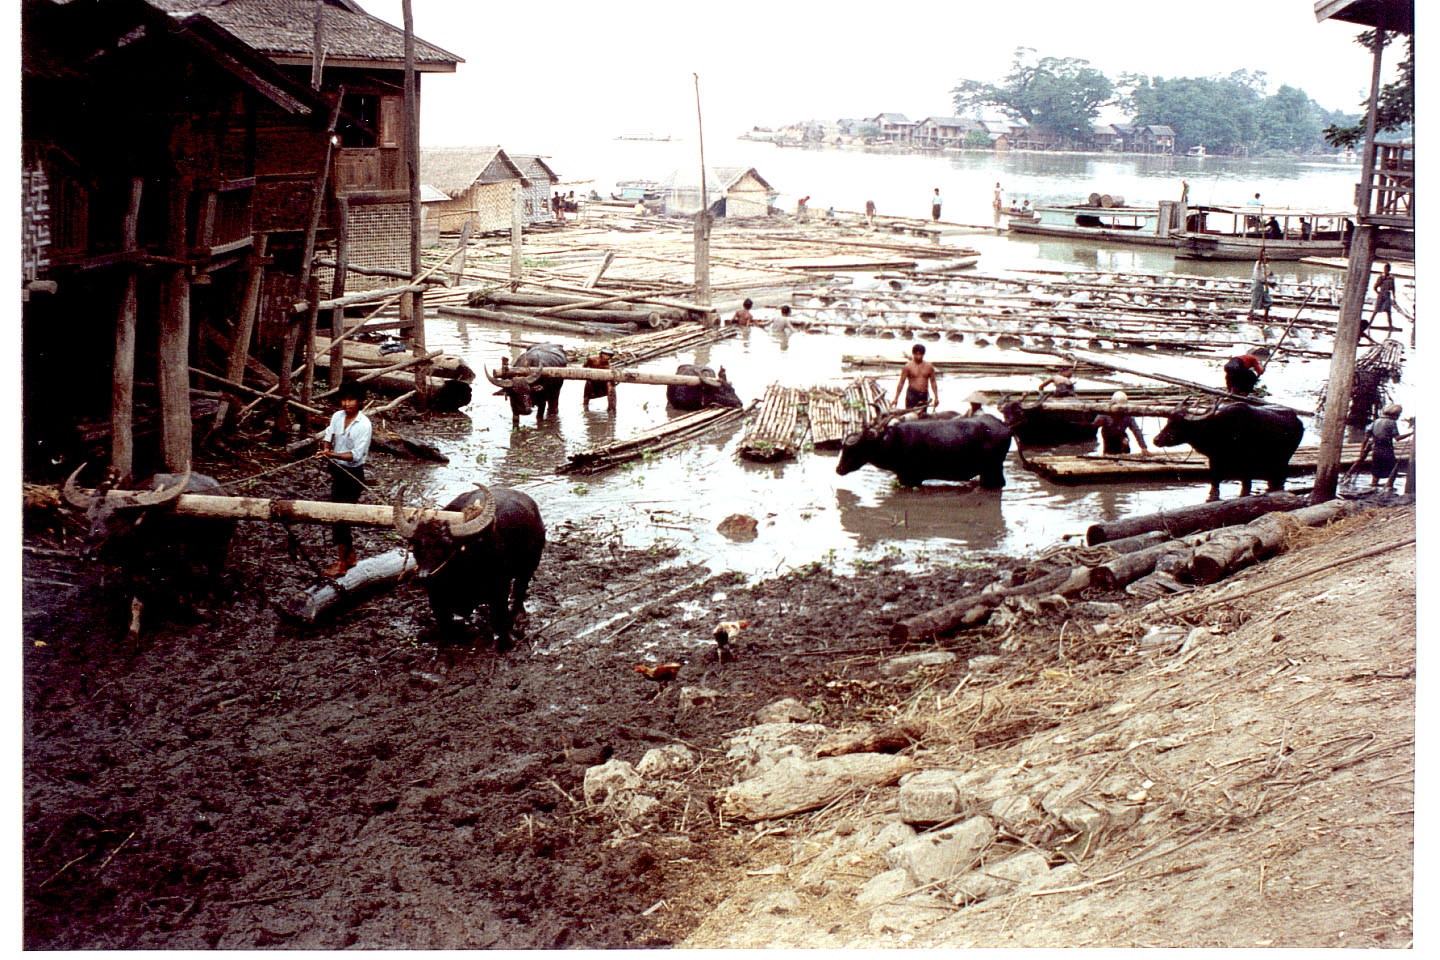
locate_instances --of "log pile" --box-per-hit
[889,496,1372,641]
[560,404,751,475]
[740,384,804,462]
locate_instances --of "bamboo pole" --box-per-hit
[210,234,268,435]
[65,488,468,528]
[112,177,143,478]
[328,195,348,391]
[159,164,193,472]
[301,276,321,410]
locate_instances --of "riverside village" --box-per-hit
[19,0,1418,949]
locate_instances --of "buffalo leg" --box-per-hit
[979,464,1006,490]
[509,572,534,633]
[487,582,513,651]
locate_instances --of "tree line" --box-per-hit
[951,47,1406,157]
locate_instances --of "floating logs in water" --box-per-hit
[561,404,751,475]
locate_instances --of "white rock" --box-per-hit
[679,686,720,711]
[1180,625,1215,655]
[868,821,919,853]
[755,697,814,724]
[951,850,1052,904]
[878,651,958,677]
[721,753,916,822]
[857,868,915,907]
[724,722,829,778]
[637,744,697,778]
[624,793,662,822]
[967,655,1002,671]
[899,770,964,824]
[1140,626,1186,649]
[582,759,641,804]
[1075,601,1125,618]
[885,816,996,884]
[989,793,1037,826]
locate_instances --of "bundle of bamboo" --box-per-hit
[740,384,804,462]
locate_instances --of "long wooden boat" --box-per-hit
[1007,203,1176,248]
[1174,204,1353,261]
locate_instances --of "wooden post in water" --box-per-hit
[693,72,711,307]
[510,181,523,285]
[111,177,143,479]
[328,196,348,390]
[1313,28,1387,504]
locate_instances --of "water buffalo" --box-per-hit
[836,411,1013,489]
[61,463,234,644]
[393,485,545,649]
[666,364,742,410]
[487,343,568,426]
[999,399,1100,446]
[1152,400,1304,501]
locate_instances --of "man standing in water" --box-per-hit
[894,343,938,411]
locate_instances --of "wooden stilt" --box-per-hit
[210,234,268,435]
[111,177,143,478]
[302,275,321,411]
[159,173,193,472]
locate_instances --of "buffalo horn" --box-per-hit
[392,498,422,538]
[514,365,544,386]
[484,366,514,389]
[61,463,98,510]
[447,485,496,538]
[118,462,192,509]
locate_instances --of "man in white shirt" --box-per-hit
[320,381,373,576]
[931,188,942,221]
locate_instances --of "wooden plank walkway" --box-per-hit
[1025,440,1413,484]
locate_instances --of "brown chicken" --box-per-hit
[713,619,750,661]
[634,661,682,684]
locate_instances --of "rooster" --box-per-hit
[634,661,683,702]
[712,619,750,662]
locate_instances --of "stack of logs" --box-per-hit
[890,493,1371,641]
[806,379,888,447]
[740,384,804,462]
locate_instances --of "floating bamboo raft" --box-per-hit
[807,379,889,447]
[571,325,738,367]
[740,384,806,462]
[1024,440,1413,484]
[560,404,751,475]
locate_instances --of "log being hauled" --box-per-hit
[516,366,725,388]
[274,547,417,624]
[65,488,468,527]
[313,334,474,381]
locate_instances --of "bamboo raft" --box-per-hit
[1024,440,1413,484]
[740,383,806,462]
[559,404,751,475]
[806,379,889,447]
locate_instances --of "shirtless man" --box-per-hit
[733,298,756,326]
[893,343,938,410]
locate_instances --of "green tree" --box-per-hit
[953,48,1114,145]
[963,129,991,149]
[1256,85,1324,154]
[1128,74,1262,154]
[1324,31,1413,148]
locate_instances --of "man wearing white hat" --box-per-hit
[1091,391,1149,456]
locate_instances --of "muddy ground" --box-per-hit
[21,433,1415,949]
[21,435,1014,949]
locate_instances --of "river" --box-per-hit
[398,140,1410,580]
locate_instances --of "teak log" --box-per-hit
[291,282,428,314]
[438,304,629,336]
[1187,498,1359,584]
[112,176,144,477]
[70,489,468,527]
[274,548,417,624]
[889,567,1078,641]
[515,366,722,387]
[312,335,473,381]
[1085,492,1304,545]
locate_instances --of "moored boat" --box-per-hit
[1007,201,1175,247]
[1174,204,1354,261]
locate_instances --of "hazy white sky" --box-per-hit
[360,0,1393,146]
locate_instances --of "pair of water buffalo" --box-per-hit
[836,400,1303,502]
[486,343,742,426]
[62,464,545,650]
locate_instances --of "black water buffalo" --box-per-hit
[836,411,1013,488]
[999,399,1100,446]
[61,463,234,644]
[1152,400,1304,501]
[393,485,545,649]
[487,343,568,426]
[666,364,742,410]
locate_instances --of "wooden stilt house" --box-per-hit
[20,0,460,479]
[418,146,530,234]
[508,154,562,225]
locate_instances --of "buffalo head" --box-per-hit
[62,462,191,558]
[485,364,545,417]
[393,486,497,580]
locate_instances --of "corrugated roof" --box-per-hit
[419,146,527,196]
[147,0,462,67]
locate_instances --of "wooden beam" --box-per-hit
[63,488,469,528]
[111,177,143,479]
[209,235,268,435]
[328,195,348,391]
[297,87,345,292]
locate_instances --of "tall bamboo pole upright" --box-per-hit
[401,0,427,403]
[1312,28,1387,504]
[111,177,143,479]
[510,181,523,286]
[693,72,710,307]
[328,196,348,390]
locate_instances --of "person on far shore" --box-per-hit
[931,188,942,221]
[865,199,877,227]
[894,343,937,410]
[993,182,1003,212]
[1365,262,1395,340]
[797,196,810,220]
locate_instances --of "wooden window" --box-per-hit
[379,97,402,148]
